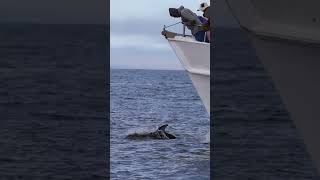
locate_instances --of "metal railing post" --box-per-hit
[183,24,186,37]
[204,31,207,42]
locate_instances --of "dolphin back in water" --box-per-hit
[126,124,176,140]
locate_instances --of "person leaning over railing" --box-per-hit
[169,6,208,42]
[197,16,209,42]
[198,2,211,42]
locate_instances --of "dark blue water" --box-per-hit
[0,24,108,179]
[212,28,320,179]
[111,69,209,179]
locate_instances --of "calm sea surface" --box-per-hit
[0,24,108,179]
[111,69,209,179]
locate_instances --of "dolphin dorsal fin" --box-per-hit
[158,124,168,131]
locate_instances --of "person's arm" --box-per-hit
[203,7,210,19]
[181,9,197,26]
[202,21,210,31]
[202,8,211,31]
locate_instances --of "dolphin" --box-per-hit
[126,124,176,140]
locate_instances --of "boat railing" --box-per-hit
[163,22,208,42]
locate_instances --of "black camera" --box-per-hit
[169,8,180,18]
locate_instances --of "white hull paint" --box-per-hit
[167,37,210,115]
[226,0,320,173]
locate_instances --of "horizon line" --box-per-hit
[110,67,184,71]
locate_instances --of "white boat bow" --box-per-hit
[162,29,210,115]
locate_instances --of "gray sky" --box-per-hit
[111,0,210,70]
[110,0,238,70]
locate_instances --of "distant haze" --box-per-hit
[0,0,108,24]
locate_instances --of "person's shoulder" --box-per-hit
[181,8,192,16]
[204,7,210,17]
[181,8,190,12]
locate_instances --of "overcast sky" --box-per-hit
[111,0,207,70]
[110,0,238,70]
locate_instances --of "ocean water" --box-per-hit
[0,24,108,179]
[212,28,320,179]
[111,69,210,179]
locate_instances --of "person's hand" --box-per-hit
[190,20,196,26]
[161,30,167,38]
[202,22,210,31]
[161,30,166,36]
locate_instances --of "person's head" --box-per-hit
[197,2,209,12]
[177,5,184,12]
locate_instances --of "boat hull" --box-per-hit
[226,0,320,173]
[167,37,210,115]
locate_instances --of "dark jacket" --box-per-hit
[202,7,211,31]
[203,6,210,19]
[177,6,203,35]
